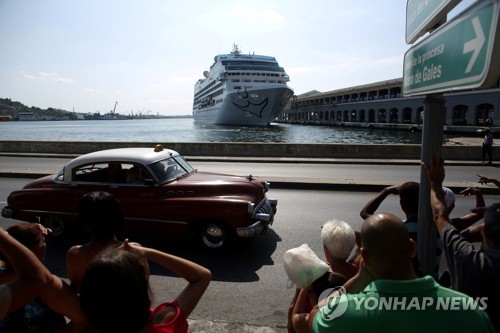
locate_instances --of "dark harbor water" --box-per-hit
[0,118,460,144]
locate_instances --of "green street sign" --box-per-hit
[403,0,500,97]
[406,0,460,44]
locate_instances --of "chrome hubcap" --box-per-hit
[202,225,225,248]
[45,217,65,237]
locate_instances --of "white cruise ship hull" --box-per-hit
[194,87,293,126]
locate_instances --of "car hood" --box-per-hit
[172,171,265,199]
[180,171,261,185]
[22,175,56,189]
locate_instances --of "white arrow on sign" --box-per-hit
[463,17,486,73]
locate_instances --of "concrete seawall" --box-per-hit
[0,140,483,160]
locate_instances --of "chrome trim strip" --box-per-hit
[125,217,189,225]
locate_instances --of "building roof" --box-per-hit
[297,78,404,99]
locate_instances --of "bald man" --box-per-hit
[307,213,495,333]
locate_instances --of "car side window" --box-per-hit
[73,163,110,183]
[122,163,151,184]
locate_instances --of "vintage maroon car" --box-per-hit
[2,145,277,248]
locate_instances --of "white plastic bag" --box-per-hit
[283,244,330,289]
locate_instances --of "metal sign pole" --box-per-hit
[418,93,444,276]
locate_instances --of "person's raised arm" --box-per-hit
[123,240,211,318]
[40,275,88,332]
[342,259,374,294]
[0,226,53,315]
[422,154,451,232]
[290,287,313,333]
[460,223,485,244]
[360,185,399,220]
[452,187,486,230]
[477,174,500,189]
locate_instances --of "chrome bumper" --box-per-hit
[236,221,267,238]
[238,197,278,238]
[251,197,277,224]
[1,207,13,218]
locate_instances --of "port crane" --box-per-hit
[110,101,118,115]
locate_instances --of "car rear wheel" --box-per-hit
[44,216,66,237]
[200,223,228,249]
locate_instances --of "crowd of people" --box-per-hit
[287,155,500,333]
[1,154,499,332]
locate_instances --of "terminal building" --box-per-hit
[277,78,500,133]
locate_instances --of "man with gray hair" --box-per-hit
[321,219,357,280]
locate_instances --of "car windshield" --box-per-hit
[149,156,194,183]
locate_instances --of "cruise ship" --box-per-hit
[193,45,293,126]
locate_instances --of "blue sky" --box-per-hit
[0,0,474,116]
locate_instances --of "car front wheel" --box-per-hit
[44,216,66,237]
[200,223,228,249]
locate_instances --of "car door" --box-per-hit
[61,162,122,216]
[104,163,189,238]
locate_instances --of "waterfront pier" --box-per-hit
[277,78,499,135]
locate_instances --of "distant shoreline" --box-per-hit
[81,114,193,120]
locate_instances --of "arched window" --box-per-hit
[417,107,424,124]
[402,108,413,123]
[452,105,468,125]
[368,109,376,122]
[475,103,494,126]
[350,110,357,122]
[389,108,399,123]
[359,109,366,122]
[378,109,387,123]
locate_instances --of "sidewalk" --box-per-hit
[188,319,286,333]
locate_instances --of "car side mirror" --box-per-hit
[143,178,155,186]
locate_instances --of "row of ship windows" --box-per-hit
[194,88,224,104]
[219,55,275,61]
[221,60,277,66]
[232,79,286,84]
[226,72,283,77]
[194,82,223,99]
[224,65,285,72]
[195,76,286,99]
